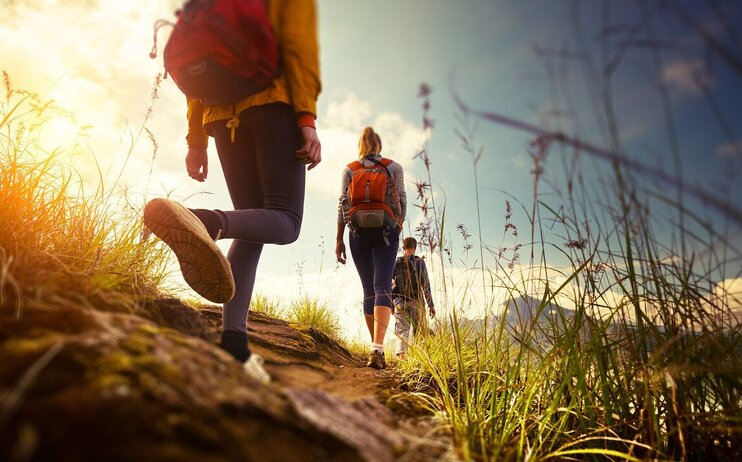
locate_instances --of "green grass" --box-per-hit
[249,293,285,319]
[398,155,742,460]
[397,186,742,461]
[2,49,739,462]
[399,286,741,461]
[0,76,168,316]
[341,337,371,356]
[401,26,742,458]
[286,295,342,340]
[251,293,350,344]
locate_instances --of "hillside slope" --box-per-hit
[0,299,449,462]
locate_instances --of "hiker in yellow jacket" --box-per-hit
[145,0,321,383]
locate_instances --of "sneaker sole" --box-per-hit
[144,198,235,303]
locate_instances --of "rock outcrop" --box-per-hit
[0,299,446,462]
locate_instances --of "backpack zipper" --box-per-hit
[364,180,371,202]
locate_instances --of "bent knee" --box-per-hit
[276,220,302,245]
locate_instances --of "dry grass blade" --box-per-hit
[0,341,64,429]
[452,94,742,226]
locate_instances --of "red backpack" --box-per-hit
[346,157,400,229]
[151,0,278,106]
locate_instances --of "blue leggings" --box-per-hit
[349,229,399,315]
[210,103,305,333]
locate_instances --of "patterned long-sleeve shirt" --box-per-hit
[393,255,434,308]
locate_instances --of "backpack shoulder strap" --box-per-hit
[347,160,363,171]
[364,157,393,177]
[409,256,419,274]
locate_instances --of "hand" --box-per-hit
[186,147,208,182]
[296,126,321,170]
[429,306,436,318]
[335,240,346,264]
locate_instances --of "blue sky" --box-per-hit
[316,0,742,268]
[2,0,740,337]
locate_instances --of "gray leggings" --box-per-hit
[210,103,305,333]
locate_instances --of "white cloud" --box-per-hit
[321,91,374,131]
[0,0,188,198]
[1,1,427,205]
[309,91,426,198]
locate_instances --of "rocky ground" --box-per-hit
[0,298,453,462]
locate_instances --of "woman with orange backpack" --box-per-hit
[335,127,407,370]
[144,0,321,383]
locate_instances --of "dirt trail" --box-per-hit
[200,308,394,400]
[0,298,452,461]
[196,306,452,460]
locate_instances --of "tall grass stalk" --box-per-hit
[250,292,285,319]
[399,3,742,459]
[0,75,169,316]
[454,110,488,307]
[287,295,342,340]
[415,83,449,297]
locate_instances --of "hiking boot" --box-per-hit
[367,350,386,370]
[143,198,235,303]
[243,353,271,384]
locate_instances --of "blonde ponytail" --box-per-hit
[358,126,383,158]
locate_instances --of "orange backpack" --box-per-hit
[346,157,399,229]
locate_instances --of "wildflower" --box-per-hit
[423,116,436,130]
[418,82,433,98]
[503,201,518,237]
[3,71,11,101]
[456,224,471,240]
[565,238,588,250]
[151,73,162,101]
[413,180,431,202]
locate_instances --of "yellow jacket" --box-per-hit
[186,0,321,148]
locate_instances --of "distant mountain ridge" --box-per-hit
[450,295,576,334]
[502,294,575,326]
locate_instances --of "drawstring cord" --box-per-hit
[149,19,175,78]
[227,105,239,143]
[149,12,243,144]
[149,19,175,59]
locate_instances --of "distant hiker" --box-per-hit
[392,237,435,359]
[144,0,321,383]
[336,127,407,370]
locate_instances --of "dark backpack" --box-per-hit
[152,0,278,106]
[346,157,400,229]
[394,256,420,300]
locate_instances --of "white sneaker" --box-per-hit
[243,353,271,384]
